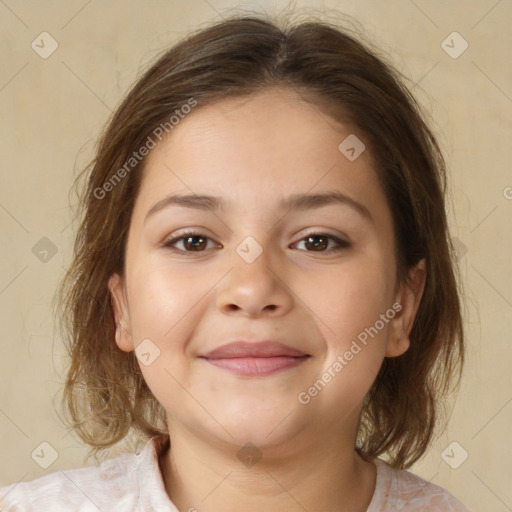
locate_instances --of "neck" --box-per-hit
[159,422,376,512]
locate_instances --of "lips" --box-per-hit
[199,340,310,377]
[201,340,308,359]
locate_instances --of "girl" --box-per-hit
[0,11,469,512]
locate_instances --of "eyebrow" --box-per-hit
[144,191,373,225]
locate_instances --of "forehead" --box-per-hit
[134,88,386,220]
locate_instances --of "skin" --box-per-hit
[108,87,426,511]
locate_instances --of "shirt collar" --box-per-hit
[136,434,177,511]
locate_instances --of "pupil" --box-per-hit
[186,236,205,251]
[307,235,327,251]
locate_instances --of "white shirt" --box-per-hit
[0,435,470,511]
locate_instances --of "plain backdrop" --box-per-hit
[1,1,511,511]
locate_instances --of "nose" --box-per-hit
[215,245,294,318]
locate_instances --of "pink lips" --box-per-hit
[199,340,310,377]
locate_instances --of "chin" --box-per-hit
[214,407,308,452]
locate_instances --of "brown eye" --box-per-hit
[163,232,217,252]
[163,231,350,254]
[182,235,207,251]
[294,233,350,253]
[304,234,329,251]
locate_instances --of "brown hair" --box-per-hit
[54,10,465,469]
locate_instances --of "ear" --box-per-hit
[385,258,427,357]
[108,273,134,352]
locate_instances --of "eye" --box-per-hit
[292,232,351,253]
[162,231,219,252]
[162,231,350,254]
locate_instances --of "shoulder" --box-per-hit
[369,458,471,512]
[0,450,140,511]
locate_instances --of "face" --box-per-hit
[109,88,426,454]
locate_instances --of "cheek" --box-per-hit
[302,256,392,343]
[299,257,391,400]
[128,261,200,339]
[297,267,390,418]
[126,261,209,387]
[127,263,200,414]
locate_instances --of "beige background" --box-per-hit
[1,1,511,510]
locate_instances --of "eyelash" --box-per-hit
[162,230,351,254]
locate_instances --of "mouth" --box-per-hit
[199,340,311,377]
